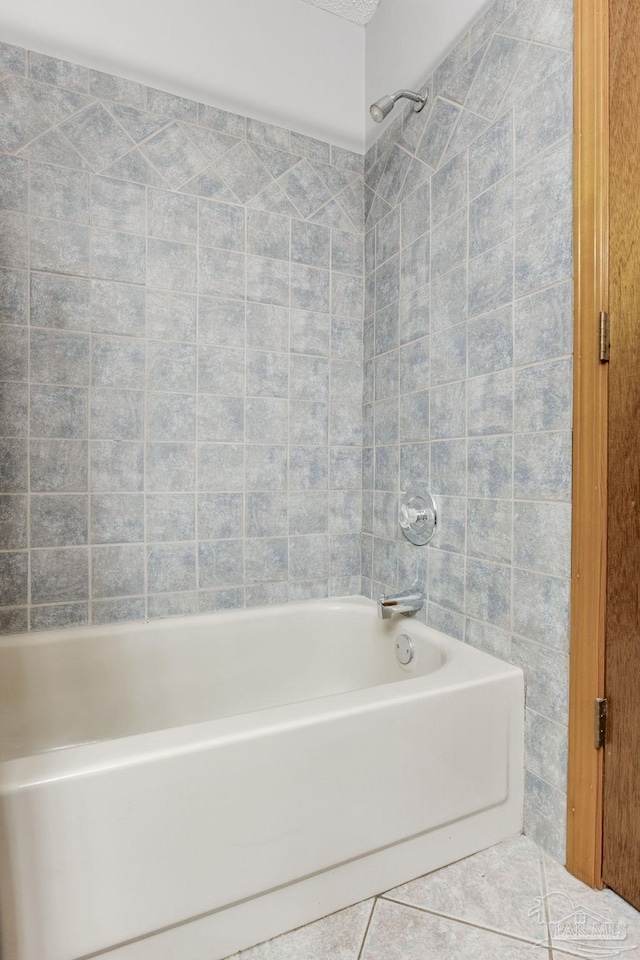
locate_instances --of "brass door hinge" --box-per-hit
[595,697,608,749]
[599,311,610,362]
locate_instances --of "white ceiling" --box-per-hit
[300,0,382,25]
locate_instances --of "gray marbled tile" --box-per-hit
[216,141,273,204]
[512,634,568,724]
[470,0,516,52]
[376,146,412,207]
[470,175,514,259]
[372,491,395,540]
[102,148,167,187]
[289,219,330,270]
[30,218,90,276]
[246,445,287,491]
[90,494,144,544]
[441,110,489,165]
[245,493,288,538]
[290,401,328,445]
[245,398,287,444]
[198,103,245,138]
[0,495,27,549]
[61,103,133,171]
[31,547,88,603]
[0,77,53,153]
[146,238,196,293]
[0,268,27,325]
[332,273,363,319]
[148,543,197,592]
[329,447,362,490]
[515,209,572,298]
[0,324,27,380]
[465,617,511,659]
[30,274,91,331]
[0,212,27,270]
[467,34,528,119]
[88,69,145,107]
[30,494,87,547]
[245,303,288,352]
[246,209,288,261]
[399,390,429,443]
[330,490,361,534]
[430,265,466,334]
[198,492,243,540]
[198,443,244,491]
[330,402,361,446]
[30,384,86,438]
[198,296,244,347]
[374,254,400,310]
[467,436,512,498]
[290,491,328,535]
[376,208,400,268]
[430,322,466,386]
[431,207,467,280]
[431,439,466,496]
[331,318,362,361]
[468,239,514,318]
[431,153,466,226]
[428,603,464,640]
[331,360,362,404]
[289,445,328,490]
[515,137,571,233]
[513,500,571,578]
[145,340,196,393]
[374,444,398,492]
[91,440,144,492]
[415,97,461,169]
[247,255,289,306]
[467,368,513,435]
[30,329,89,385]
[329,534,361,577]
[244,537,287,583]
[92,597,145,624]
[372,537,398,585]
[429,495,466,554]
[31,602,88,631]
[401,234,430,296]
[145,442,194,492]
[92,227,145,284]
[90,175,145,234]
[199,247,245,299]
[0,551,28,605]
[0,606,27,634]
[0,438,27,492]
[513,567,570,651]
[246,350,288,398]
[27,53,86,91]
[399,286,429,344]
[199,199,245,251]
[465,557,511,628]
[289,535,329,580]
[400,442,429,490]
[147,188,197,244]
[140,123,207,189]
[198,585,244,612]
[30,163,89,223]
[0,41,25,78]
[469,110,513,200]
[525,709,568,795]
[290,263,329,312]
[91,543,144,598]
[246,117,289,152]
[91,387,143,440]
[467,498,512,564]
[514,431,572,501]
[430,380,466,439]
[0,382,27,438]
[91,280,145,339]
[515,358,573,434]
[516,58,572,165]
[148,592,197,620]
[332,228,362,276]
[467,304,513,377]
[375,302,398,355]
[514,281,572,366]
[374,351,398,402]
[147,88,197,121]
[31,438,87,492]
[290,310,330,357]
[428,548,465,613]
[146,392,195,441]
[374,398,398,446]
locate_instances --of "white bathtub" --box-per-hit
[0,597,524,960]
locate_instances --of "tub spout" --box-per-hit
[377,590,424,620]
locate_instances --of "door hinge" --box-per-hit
[599,311,610,362]
[595,697,608,749]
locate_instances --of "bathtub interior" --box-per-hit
[0,597,446,763]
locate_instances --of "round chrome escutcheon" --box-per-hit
[395,633,414,666]
[399,487,437,546]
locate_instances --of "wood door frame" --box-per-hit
[566,0,609,887]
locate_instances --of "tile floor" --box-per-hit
[228,835,640,959]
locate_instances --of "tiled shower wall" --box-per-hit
[0,40,365,633]
[361,0,573,863]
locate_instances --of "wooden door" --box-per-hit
[602,0,640,910]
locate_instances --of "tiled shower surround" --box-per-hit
[0,0,573,863]
[0,41,366,633]
[361,0,573,863]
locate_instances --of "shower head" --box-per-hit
[369,88,427,123]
